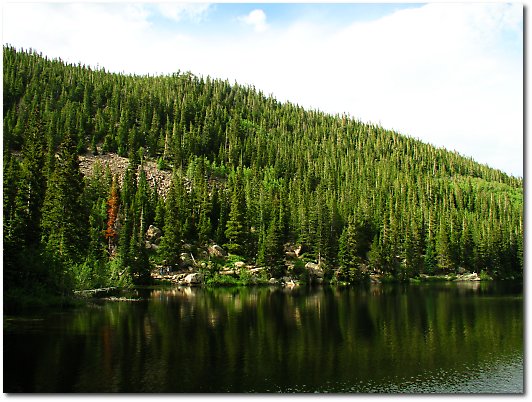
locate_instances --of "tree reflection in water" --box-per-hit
[4,282,523,393]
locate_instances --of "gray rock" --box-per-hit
[305,262,320,270]
[184,273,204,285]
[305,262,324,278]
[285,251,298,259]
[463,272,480,281]
[269,278,279,285]
[208,244,226,258]
[180,252,194,267]
[146,225,162,244]
[249,267,265,276]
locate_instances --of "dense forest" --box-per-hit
[3,46,523,300]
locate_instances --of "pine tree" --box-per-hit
[436,218,453,273]
[224,168,248,255]
[41,131,87,261]
[262,215,285,278]
[13,110,46,246]
[337,216,363,282]
[160,169,185,267]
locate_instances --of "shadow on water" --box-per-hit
[4,281,523,393]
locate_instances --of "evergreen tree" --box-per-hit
[337,216,364,282]
[262,215,285,278]
[13,110,46,246]
[41,131,87,261]
[160,169,185,267]
[224,168,248,255]
[436,219,453,273]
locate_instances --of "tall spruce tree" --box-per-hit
[224,168,248,255]
[41,131,87,261]
[160,169,185,268]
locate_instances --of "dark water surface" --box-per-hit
[4,282,523,393]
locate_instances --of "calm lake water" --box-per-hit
[4,282,523,393]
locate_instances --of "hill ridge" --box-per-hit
[3,45,523,293]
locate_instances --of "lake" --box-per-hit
[3,281,523,393]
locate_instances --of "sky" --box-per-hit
[2,1,524,177]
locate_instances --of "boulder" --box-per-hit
[285,251,298,259]
[145,225,162,244]
[462,272,480,281]
[180,252,194,267]
[305,262,324,278]
[370,274,382,283]
[284,279,296,288]
[305,262,320,270]
[184,273,204,285]
[234,261,246,269]
[249,267,265,276]
[208,244,226,258]
[269,278,279,285]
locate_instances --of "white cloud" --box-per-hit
[2,3,523,176]
[3,3,153,72]
[238,9,268,33]
[156,3,211,23]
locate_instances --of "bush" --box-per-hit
[292,259,310,283]
[206,273,240,287]
[479,270,493,281]
[107,257,133,288]
[157,157,168,170]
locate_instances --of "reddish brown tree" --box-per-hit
[105,176,120,255]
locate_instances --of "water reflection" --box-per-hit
[4,282,523,393]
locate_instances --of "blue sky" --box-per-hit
[147,3,424,29]
[2,2,524,177]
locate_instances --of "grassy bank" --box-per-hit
[4,287,85,314]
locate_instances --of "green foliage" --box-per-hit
[261,215,285,278]
[41,132,87,261]
[159,170,185,267]
[291,259,308,282]
[205,273,240,287]
[2,45,524,303]
[224,169,248,255]
[157,157,168,171]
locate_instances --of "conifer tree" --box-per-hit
[337,215,366,282]
[160,169,185,267]
[224,168,248,255]
[262,215,285,278]
[436,219,453,273]
[13,110,46,246]
[41,131,86,261]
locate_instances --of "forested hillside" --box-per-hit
[3,46,523,297]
